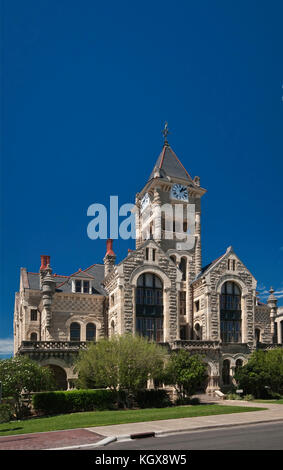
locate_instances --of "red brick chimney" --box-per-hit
[40,255,50,270]
[104,239,116,277]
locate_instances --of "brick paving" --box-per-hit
[0,428,105,450]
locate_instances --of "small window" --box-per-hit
[180,325,187,340]
[195,300,200,312]
[31,309,37,321]
[70,322,81,341]
[180,291,186,315]
[30,332,37,341]
[86,323,96,341]
[83,281,89,293]
[146,248,149,260]
[152,249,156,261]
[75,280,82,293]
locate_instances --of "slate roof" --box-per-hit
[149,144,193,182]
[26,264,106,296]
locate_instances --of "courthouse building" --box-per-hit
[13,129,282,391]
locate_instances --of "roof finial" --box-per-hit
[162,121,169,145]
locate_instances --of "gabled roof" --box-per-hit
[26,264,106,295]
[149,143,193,182]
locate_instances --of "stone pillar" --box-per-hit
[152,188,162,244]
[195,212,202,276]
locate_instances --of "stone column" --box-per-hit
[195,212,202,276]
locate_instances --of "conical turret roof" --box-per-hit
[149,143,193,182]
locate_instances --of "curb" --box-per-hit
[113,418,283,443]
[47,436,117,450]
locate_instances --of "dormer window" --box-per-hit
[73,279,91,294]
[75,280,82,293]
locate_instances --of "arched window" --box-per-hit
[235,359,243,375]
[30,332,37,341]
[86,323,96,341]
[136,273,163,342]
[255,328,261,344]
[194,323,202,340]
[170,255,176,264]
[220,282,241,343]
[70,322,80,341]
[222,359,230,385]
[179,257,186,281]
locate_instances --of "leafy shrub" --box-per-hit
[32,389,123,415]
[226,393,242,400]
[243,394,254,401]
[0,404,12,423]
[134,389,172,409]
[175,396,200,406]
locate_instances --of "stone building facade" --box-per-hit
[14,134,282,391]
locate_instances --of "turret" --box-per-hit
[39,255,55,328]
[268,287,278,343]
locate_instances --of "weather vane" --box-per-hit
[162,121,169,144]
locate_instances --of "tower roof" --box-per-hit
[148,143,193,183]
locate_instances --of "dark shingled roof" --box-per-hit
[26,264,106,296]
[149,144,193,182]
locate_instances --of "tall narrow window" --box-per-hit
[31,309,37,321]
[152,249,156,261]
[179,257,186,281]
[86,323,96,341]
[222,359,230,385]
[220,282,241,343]
[179,291,186,315]
[136,273,163,342]
[70,322,81,341]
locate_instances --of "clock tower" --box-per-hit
[135,125,206,280]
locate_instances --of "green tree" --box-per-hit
[0,356,55,419]
[163,350,207,400]
[75,334,167,407]
[235,348,283,398]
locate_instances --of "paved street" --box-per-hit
[96,422,283,450]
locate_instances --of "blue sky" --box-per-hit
[1,0,283,357]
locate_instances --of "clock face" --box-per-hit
[141,192,150,211]
[171,184,188,201]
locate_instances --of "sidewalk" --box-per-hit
[85,401,283,443]
[0,400,282,450]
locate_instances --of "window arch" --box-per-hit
[30,332,37,341]
[194,323,202,340]
[255,328,261,344]
[179,257,186,281]
[222,359,230,385]
[220,282,241,343]
[86,323,96,341]
[235,358,243,374]
[70,322,81,341]
[136,273,163,342]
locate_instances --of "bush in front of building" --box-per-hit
[0,356,55,419]
[75,334,167,408]
[134,389,172,408]
[0,404,12,423]
[32,389,124,415]
[234,348,283,399]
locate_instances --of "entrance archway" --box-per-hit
[45,365,67,390]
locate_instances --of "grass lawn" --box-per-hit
[0,404,266,437]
